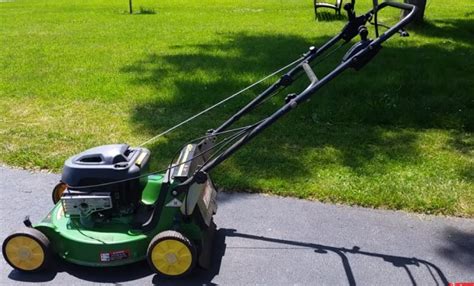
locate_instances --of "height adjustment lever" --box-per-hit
[342,25,381,70]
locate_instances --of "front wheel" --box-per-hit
[147,230,197,278]
[2,228,51,272]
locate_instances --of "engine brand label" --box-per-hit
[100,250,130,262]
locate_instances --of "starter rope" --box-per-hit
[138,56,305,147]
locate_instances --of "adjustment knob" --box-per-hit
[344,3,355,21]
[358,26,368,41]
[343,3,352,12]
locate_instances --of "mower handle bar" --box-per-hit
[298,1,418,95]
[177,1,418,190]
[299,1,417,93]
[213,1,415,135]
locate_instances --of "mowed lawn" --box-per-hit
[0,0,472,216]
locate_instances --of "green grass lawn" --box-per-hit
[1,0,473,216]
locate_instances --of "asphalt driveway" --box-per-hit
[0,167,473,285]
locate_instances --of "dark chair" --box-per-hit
[314,0,343,18]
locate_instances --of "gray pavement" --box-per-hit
[0,166,473,285]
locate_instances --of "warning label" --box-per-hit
[99,250,130,262]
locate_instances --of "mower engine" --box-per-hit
[58,144,150,224]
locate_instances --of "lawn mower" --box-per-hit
[2,0,417,278]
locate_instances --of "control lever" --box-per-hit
[284,62,318,104]
[342,25,381,70]
[342,28,369,63]
[344,3,356,22]
[340,2,368,42]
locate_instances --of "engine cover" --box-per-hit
[61,144,150,208]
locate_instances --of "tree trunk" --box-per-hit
[403,0,427,25]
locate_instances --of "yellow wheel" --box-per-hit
[147,230,196,278]
[2,228,51,272]
[52,182,67,204]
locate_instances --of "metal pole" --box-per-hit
[213,33,343,134]
[179,2,417,188]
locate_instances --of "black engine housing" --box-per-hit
[61,144,151,209]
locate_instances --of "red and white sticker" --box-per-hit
[99,250,130,262]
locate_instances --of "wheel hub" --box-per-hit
[165,253,178,264]
[18,248,32,260]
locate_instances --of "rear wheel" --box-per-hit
[52,182,67,204]
[2,228,51,272]
[147,230,196,278]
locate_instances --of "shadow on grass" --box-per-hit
[448,132,474,156]
[315,11,346,22]
[122,20,472,183]
[136,6,156,14]
[448,131,473,182]
[411,18,474,46]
